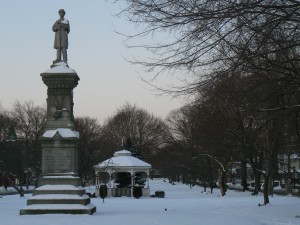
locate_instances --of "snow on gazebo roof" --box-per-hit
[94,150,151,169]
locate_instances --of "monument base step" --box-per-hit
[20,184,96,215]
[27,194,90,205]
[38,175,81,187]
[33,184,85,196]
[20,203,96,215]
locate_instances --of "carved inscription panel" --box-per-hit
[43,148,73,173]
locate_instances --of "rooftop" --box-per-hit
[94,150,151,169]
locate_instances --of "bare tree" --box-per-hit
[0,104,14,142]
[74,117,102,182]
[164,105,219,189]
[167,105,195,144]
[10,101,47,169]
[11,101,47,142]
[101,103,169,161]
[114,0,300,95]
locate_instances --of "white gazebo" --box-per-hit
[94,150,152,197]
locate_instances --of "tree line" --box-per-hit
[1,93,299,205]
[0,101,169,188]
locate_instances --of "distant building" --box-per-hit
[278,154,300,179]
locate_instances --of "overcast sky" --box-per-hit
[0,0,184,123]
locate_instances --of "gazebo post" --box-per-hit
[130,169,134,197]
[146,171,150,188]
[95,172,99,187]
[108,169,112,187]
[107,169,113,197]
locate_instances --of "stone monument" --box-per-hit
[20,10,96,215]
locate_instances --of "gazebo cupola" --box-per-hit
[113,150,131,157]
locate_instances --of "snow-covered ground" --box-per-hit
[1,179,300,225]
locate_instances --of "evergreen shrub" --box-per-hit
[155,190,165,198]
[99,185,108,202]
[133,186,143,199]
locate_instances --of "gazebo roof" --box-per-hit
[94,150,151,169]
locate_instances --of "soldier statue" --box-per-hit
[53,9,70,62]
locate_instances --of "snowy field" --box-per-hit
[1,179,300,225]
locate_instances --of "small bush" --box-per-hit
[99,185,108,202]
[155,190,165,198]
[133,186,143,199]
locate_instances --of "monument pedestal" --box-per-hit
[20,182,96,215]
[20,62,96,215]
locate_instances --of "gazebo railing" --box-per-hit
[112,188,131,197]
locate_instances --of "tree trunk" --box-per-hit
[241,161,248,191]
[13,185,24,197]
[268,176,274,197]
[210,178,214,194]
[263,175,270,205]
[254,171,261,193]
[220,170,227,196]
